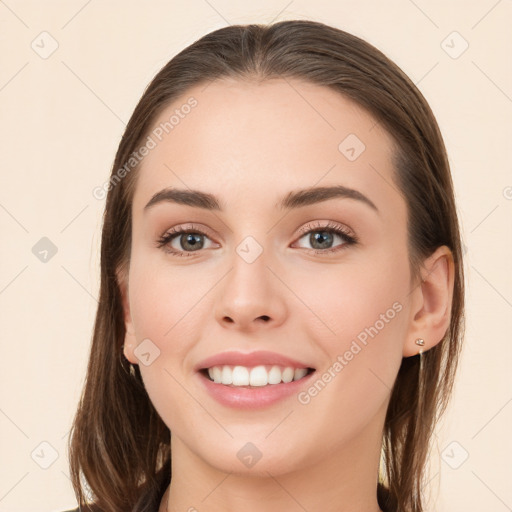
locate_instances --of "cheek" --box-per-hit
[126,258,204,428]
[297,249,410,394]
[288,257,410,448]
[128,253,206,344]
[299,247,410,346]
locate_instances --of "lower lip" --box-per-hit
[197,370,316,409]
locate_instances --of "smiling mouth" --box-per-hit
[200,365,316,387]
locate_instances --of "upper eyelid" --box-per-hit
[164,221,351,238]
[296,220,354,237]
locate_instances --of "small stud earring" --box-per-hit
[415,338,425,355]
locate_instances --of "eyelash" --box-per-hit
[156,221,358,258]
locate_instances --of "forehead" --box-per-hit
[132,78,401,216]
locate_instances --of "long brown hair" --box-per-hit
[68,20,465,512]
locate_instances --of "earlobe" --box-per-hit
[403,246,455,357]
[116,266,139,365]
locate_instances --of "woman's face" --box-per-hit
[121,78,417,475]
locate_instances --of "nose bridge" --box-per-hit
[214,234,286,330]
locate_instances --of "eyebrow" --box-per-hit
[143,185,379,214]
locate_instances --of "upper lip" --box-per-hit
[195,350,315,371]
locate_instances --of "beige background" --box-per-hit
[0,1,511,511]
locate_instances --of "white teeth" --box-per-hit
[221,365,232,384]
[294,368,308,380]
[232,366,249,386]
[249,365,268,387]
[212,366,222,383]
[205,364,311,386]
[282,367,294,383]
[268,365,282,384]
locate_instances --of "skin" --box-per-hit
[119,78,454,512]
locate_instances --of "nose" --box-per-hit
[214,248,287,332]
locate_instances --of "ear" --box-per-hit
[403,245,455,357]
[116,265,139,365]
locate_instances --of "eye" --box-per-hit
[156,220,358,257]
[292,220,358,254]
[156,224,216,257]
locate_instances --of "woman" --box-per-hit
[65,19,464,512]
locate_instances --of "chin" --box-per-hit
[193,437,309,477]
